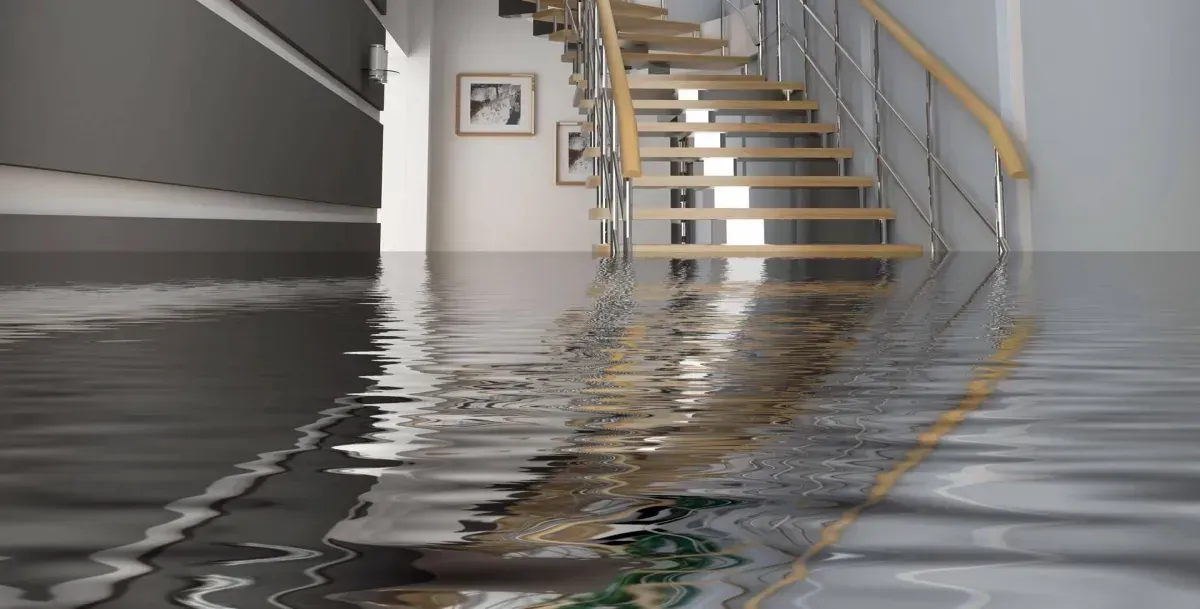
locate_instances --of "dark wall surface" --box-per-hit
[0,0,383,209]
[0,215,380,252]
[231,0,387,110]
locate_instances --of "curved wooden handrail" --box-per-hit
[858,0,1028,179]
[596,0,643,178]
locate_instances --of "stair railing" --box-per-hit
[720,0,1029,255]
[561,0,642,256]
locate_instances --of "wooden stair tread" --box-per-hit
[635,122,837,135]
[627,77,806,91]
[629,147,854,159]
[624,73,765,81]
[562,50,752,69]
[550,15,700,35]
[586,175,875,188]
[591,244,924,259]
[589,208,896,221]
[538,0,668,18]
[632,99,818,115]
[551,30,728,53]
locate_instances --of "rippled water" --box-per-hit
[3,252,1200,609]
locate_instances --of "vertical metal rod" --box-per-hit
[871,19,883,211]
[622,178,634,253]
[832,0,843,147]
[610,97,626,255]
[994,148,1007,256]
[757,1,768,77]
[799,0,811,97]
[720,0,727,56]
[774,0,784,85]
[925,70,938,255]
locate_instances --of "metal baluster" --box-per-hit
[774,0,784,86]
[926,70,938,255]
[994,149,1006,256]
[832,0,843,147]
[872,19,883,211]
[757,1,768,77]
[720,0,727,57]
[800,0,811,94]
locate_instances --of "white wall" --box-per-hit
[428,0,594,252]
[379,0,434,251]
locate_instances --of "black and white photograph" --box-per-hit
[556,121,590,185]
[456,73,535,136]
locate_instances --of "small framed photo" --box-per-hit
[556,121,590,185]
[456,73,536,136]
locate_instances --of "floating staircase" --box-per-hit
[503,0,925,260]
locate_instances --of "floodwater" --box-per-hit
[2,252,1199,609]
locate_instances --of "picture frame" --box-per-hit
[556,121,590,186]
[455,73,536,137]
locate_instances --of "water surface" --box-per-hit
[2,253,1198,609]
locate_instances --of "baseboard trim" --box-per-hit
[0,214,380,252]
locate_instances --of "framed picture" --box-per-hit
[456,73,536,136]
[556,121,590,185]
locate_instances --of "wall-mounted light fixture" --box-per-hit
[366,44,398,84]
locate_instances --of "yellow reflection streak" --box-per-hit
[745,317,1036,609]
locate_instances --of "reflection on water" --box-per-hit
[2,253,1200,608]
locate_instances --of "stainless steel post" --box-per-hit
[872,19,883,210]
[720,0,727,56]
[800,0,811,96]
[926,70,938,255]
[757,1,768,77]
[608,97,623,256]
[832,0,843,147]
[621,178,634,255]
[994,148,1007,256]
[774,0,784,86]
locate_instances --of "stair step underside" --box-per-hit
[588,208,895,221]
[551,30,728,53]
[550,15,700,35]
[590,244,925,259]
[631,99,819,115]
[628,77,806,92]
[562,51,753,70]
[538,0,668,18]
[586,175,875,189]
[592,147,854,160]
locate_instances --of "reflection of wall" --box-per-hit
[0,266,386,607]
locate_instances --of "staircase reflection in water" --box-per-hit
[12,254,1200,608]
[321,254,1001,608]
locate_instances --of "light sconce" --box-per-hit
[366,44,398,84]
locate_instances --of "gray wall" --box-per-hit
[1021,0,1200,251]
[0,0,383,209]
[231,0,387,110]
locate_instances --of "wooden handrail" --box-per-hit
[596,0,643,178]
[858,0,1028,179]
